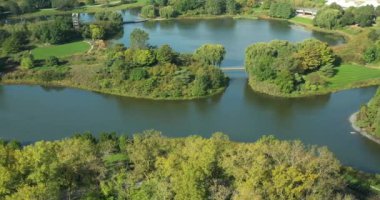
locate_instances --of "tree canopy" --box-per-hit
[0,131,365,200]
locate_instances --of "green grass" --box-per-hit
[328,64,380,89]
[289,16,313,26]
[32,41,90,60]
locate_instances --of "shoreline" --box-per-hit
[247,77,380,98]
[349,112,380,145]
[0,80,227,101]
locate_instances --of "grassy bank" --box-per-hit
[0,79,227,100]
[31,41,91,60]
[248,64,380,98]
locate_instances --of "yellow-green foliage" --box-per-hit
[357,88,380,137]
[0,131,361,199]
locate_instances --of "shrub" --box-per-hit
[20,54,34,70]
[45,56,60,67]
[320,64,336,78]
[129,68,148,81]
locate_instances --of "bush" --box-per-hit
[363,46,378,63]
[20,54,34,70]
[45,56,60,67]
[39,69,67,82]
[129,68,148,81]
[320,64,336,78]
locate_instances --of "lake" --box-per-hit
[1,11,379,173]
[81,9,344,66]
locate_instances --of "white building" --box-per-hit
[326,0,380,8]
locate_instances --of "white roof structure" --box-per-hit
[326,0,380,7]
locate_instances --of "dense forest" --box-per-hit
[356,88,380,138]
[0,131,379,199]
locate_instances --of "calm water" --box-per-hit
[1,11,379,173]
[0,76,379,172]
[81,9,344,66]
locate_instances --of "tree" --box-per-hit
[340,10,355,26]
[89,24,105,40]
[2,34,22,54]
[33,16,78,44]
[269,2,294,19]
[194,44,226,66]
[353,5,376,27]
[313,8,341,29]
[226,0,236,14]
[130,28,149,50]
[363,46,378,63]
[20,53,34,69]
[133,49,156,66]
[45,56,60,67]
[205,0,224,15]
[156,44,175,63]
[294,39,335,73]
[141,5,156,18]
[159,6,175,18]
[51,0,78,10]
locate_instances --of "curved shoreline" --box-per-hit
[349,112,380,145]
[248,77,380,98]
[0,80,227,101]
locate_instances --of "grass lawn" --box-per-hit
[289,16,313,26]
[328,64,380,89]
[32,41,90,60]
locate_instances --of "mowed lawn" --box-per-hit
[32,41,90,60]
[328,64,380,89]
[289,16,313,26]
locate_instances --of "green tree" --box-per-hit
[130,28,149,50]
[353,5,376,27]
[159,6,175,18]
[194,44,226,66]
[45,56,60,67]
[226,0,236,14]
[1,34,22,54]
[51,0,78,10]
[90,24,105,40]
[294,39,335,73]
[205,0,224,15]
[313,8,342,29]
[141,5,156,18]
[269,2,294,19]
[156,44,175,63]
[20,53,34,69]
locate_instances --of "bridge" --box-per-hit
[123,19,148,24]
[220,67,245,71]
